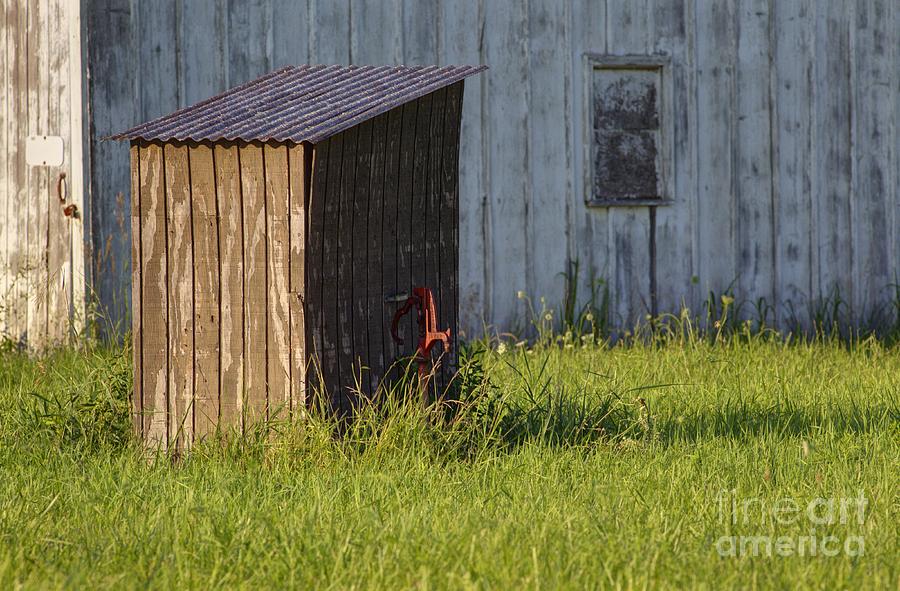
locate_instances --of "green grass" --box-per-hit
[0,336,897,589]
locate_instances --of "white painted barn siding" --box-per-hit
[78,0,898,336]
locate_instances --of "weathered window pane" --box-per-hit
[591,67,662,201]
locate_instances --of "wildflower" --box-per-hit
[714,320,721,329]
[516,290,526,299]
[496,342,507,355]
[721,294,735,307]
[544,311,553,322]
[515,340,526,348]
[585,313,594,323]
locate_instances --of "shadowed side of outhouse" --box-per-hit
[130,140,310,449]
[304,81,465,413]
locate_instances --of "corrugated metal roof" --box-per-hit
[111,64,487,144]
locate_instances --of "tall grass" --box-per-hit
[0,324,897,588]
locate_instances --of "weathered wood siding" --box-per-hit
[90,0,899,335]
[305,87,462,410]
[131,140,308,448]
[0,0,85,348]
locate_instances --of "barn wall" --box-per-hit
[91,0,898,336]
[131,140,307,448]
[0,0,85,348]
[305,85,462,412]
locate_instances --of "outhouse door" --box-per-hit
[0,0,86,348]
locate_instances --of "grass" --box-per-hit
[0,334,897,589]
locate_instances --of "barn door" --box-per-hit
[1,0,85,348]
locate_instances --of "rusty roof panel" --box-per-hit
[112,64,487,143]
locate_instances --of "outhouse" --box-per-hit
[113,65,486,448]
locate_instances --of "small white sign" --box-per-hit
[25,135,64,167]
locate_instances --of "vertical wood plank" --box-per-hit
[321,134,344,411]
[411,94,433,314]
[733,0,775,323]
[336,126,358,410]
[264,144,291,420]
[350,0,401,65]
[309,0,350,65]
[215,144,244,431]
[0,0,9,337]
[441,0,487,337]
[606,0,653,330]
[288,143,308,412]
[47,0,69,344]
[571,1,609,330]
[380,109,404,381]
[226,0,271,86]
[240,143,267,425]
[814,0,854,321]
[402,0,438,65]
[307,139,331,406]
[852,0,894,326]
[395,103,418,372]
[65,0,86,343]
[695,0,737,318]
[484,0,530,330]
[440,83,463,393]
[164,144,193,449]
[272,0,309,68]
[139,144,168,448]
[26,0,49,348]
[366,114,388,394]
[179,0,227,106]
[11,0,28,344]
[352,121,373,397]
[772,0,814,330]
[528,0,571,323]
[130,145,142,437]
[426,88,447,394]
[190,144,220,438]
[651,0,697,318]
[139,0,177,120]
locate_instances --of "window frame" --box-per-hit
[583,54,674,207]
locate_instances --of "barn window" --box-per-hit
[585,56,672,206]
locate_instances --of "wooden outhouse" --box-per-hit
[114,65,486,448]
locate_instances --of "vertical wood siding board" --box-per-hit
[484,0,530,330]
[381,108,404,378]
[321,134,344,411]
[442,0,486,337]
[412,93,433,295]
[139,144,168,447]
[139,0,178,120]
[164,144,194,449]
[396,102,418,373]
[440,82,463,389]
[25,0,41,346]
[528,0,571,325]
[309,0,351,65]
[264,144,291,421]
[226,0,271,86]
[365,115,388,394]
[180,0,227,107]
[732,0,775,322]
[272,0,309,68]
[814,0,853,317]
[307,140,329,404]
[239,144,267,425]
[336,126,358,411]
[215,144,244,431]
[651,0,696,317]
[402,0,439,65]
[46,0,64,344]
[605,0,654,329]
[695,0,737,323]
[350,0,402,65]
[853,0,893,325]
[773,0,815,330]
[190,144,220,439]
[11,0,28,342]
[351,121,373,397]
[130,145,142,437]
[0,1,8,337]
[288,144,307,411]
[570,1,607,329]
[425,88,446,393]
